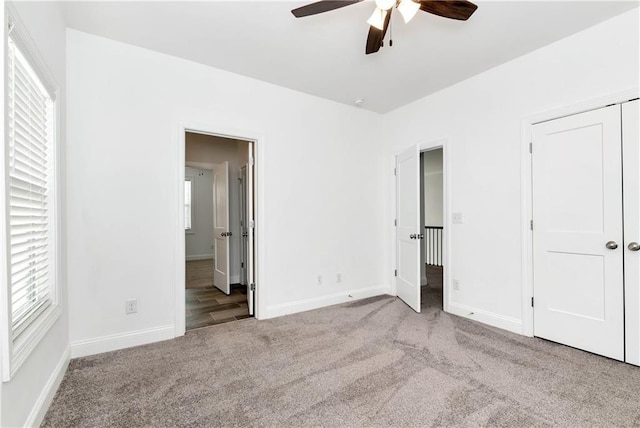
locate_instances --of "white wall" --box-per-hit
[185,167,214,261]
[66,29,388,355]
[1,2,69,427]
[383,9,639,333]
[423,149,443,227]
[185,133,249,283]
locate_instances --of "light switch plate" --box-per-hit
[452,212,464,224]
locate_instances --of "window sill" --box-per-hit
[4,304,62,382]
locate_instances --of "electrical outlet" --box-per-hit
[125,299,137,314]
[453,280,461,291]
[336,273,342,283]
[317,275,322,286]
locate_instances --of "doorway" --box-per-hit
[421,149,444,310]
[183,131,256,331]
[395,140,448,313]
[530,99,639,364]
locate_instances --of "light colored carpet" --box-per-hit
[43,283,640,427]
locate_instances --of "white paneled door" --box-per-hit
[213,161,231,295]
[532,105,624,361]
[623,99,640,366]
[396,145,421,313]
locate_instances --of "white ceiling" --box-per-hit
[59,1,638,113]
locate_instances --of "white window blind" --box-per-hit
[185,178,192,230]
[6,35,55,339]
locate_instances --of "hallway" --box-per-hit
[422,265,443,310]
[185,260,250,330]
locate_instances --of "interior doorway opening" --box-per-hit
[420,148,444,310]
[184,131,255,331]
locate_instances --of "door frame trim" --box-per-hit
[175,122,264,337]
[392,138,450,312]
[520,88,638,337]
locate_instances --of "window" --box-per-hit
[2,15,60,380]
[185,178,193,230]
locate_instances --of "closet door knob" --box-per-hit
[605,241,618,250]
[629,242,640,252]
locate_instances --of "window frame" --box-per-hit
[1,6,62,382]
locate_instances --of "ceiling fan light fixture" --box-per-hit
[367,8,388,31]
[397,0,420,23]
[374,0,396,11]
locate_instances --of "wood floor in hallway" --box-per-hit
[185,259,251,330]
[422,264,443,310]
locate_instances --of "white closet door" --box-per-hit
[532,105,624,361]
[624,99,640,366]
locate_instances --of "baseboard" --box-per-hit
[71,325,175,358]
[24,346,70,428]
[185,254,213,261]
[230,274,240,284]
[263,285,392,319]
[447,302,522,334]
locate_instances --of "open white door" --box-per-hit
[396,145,421,313]
[623,99,640,366]
[246,146,255,316]
[213,161,231,295]
[532,105,624,361]
[239,166,248,286]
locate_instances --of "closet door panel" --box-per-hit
[532,105,624,361]
[623,99,640,366]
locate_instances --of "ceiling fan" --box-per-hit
[291,0,478,55]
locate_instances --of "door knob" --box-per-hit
[409,234,416,239]
[417,234,424,240]
[605,241,618,250]
[629,242,640,251]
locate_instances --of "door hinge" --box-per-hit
[529,142,533,154]
[250,283,255,291]
[394,168,396,176]
[530,220,533,231]
[394,269,397,277]
[531,297,534,307]
[249,220,255,228]
[394,219,397,227]
[249,156,255,166]
[241,262,244,268]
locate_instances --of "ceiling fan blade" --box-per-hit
[419,0,478,21]
[291,0,363,18]
[365,9,392,55]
